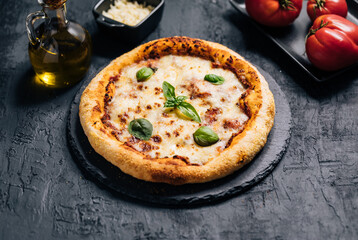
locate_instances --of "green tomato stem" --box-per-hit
[279,0,297,11]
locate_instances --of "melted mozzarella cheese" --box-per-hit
[107,55,248,165]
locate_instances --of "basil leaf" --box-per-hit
[175,96,188,104]
[193,126,219,147]
[204,74,225,85]
[162,81,176,100]
[128,118,153,140]
[162,83,201,123]
[177,102,201,123]
[136,67,154,82]
[164,99,176,108]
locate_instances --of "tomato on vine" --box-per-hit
[307,0,348,21]
[245,0,303,27]
[306,15,358,71]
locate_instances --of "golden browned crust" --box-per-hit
[79,36,275,185]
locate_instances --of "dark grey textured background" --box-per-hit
[1,0,358,239]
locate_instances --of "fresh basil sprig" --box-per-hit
[177,102,201,123]
[164,96,188,108]
[162,81,201,123]
[204,74,225,85]
[136,67,154,82]
[128,118,153,140]
[193,126,219,146]
[162,81,176,100]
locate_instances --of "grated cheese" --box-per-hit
[107,55,249,165]
[102,0,154,26]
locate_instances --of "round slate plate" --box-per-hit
[67,67,291,206]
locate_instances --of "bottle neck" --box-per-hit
[43,3,68,28]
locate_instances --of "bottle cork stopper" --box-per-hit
[40,0,67,9]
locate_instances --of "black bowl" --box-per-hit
[93,0,165,43]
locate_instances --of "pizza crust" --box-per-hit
[79,36,275,185]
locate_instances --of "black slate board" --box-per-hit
[67,67,291,206]
[230,0,358,82]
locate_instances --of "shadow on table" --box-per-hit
[14,67,78,106]
[91,30,136,59]
[85,175,257,210]
[72,148,262,210]
[225,10,358,100]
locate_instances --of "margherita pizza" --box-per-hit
[79,36,275,185]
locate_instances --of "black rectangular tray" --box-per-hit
[230,0,358,82]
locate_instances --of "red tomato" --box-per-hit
[306,15,358,71]
[307,0,348,21]
[245,0,303,27]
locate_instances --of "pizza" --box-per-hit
[79,36,275,185]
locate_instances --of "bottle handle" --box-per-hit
[26,11,46,45]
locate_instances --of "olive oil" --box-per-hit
[29,22,92,87]
[27,0,92,88]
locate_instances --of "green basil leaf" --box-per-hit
[177,102,201,123]
[175,96,188,104]
[164,99,176,108]
[204,74,225,85]
[136,67,154,82]
[193,126,219,147]
[128,118,153,140]
[162,83,201,123]
[162,81,176,100]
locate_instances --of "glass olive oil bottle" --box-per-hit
[26,0,92,87]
